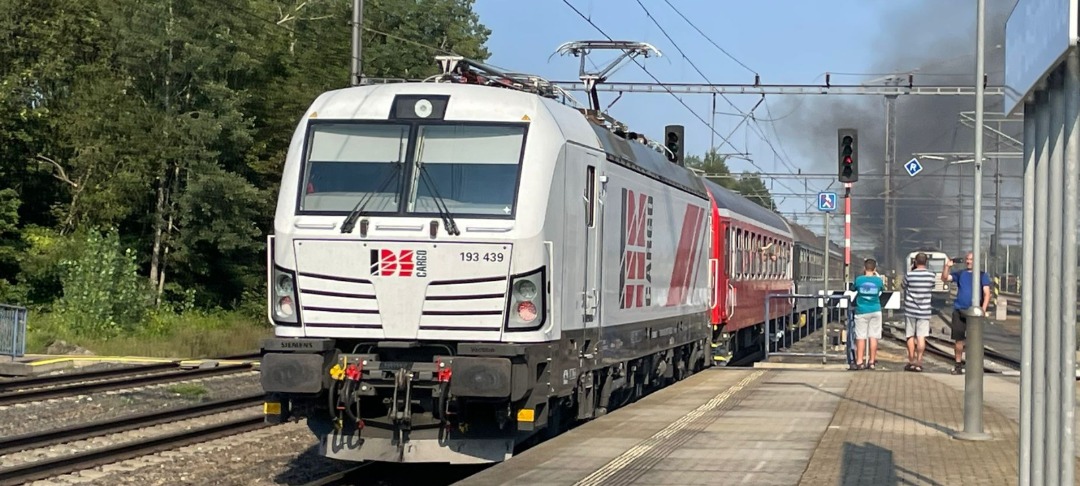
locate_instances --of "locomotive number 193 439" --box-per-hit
[459,251,505,263]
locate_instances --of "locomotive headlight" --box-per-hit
[414,99,433,118]
[505,267,546,332]
[276,274,294,295]
[513,280,537,300]
[270,267,300,325]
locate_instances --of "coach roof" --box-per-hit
[703,179,789,235]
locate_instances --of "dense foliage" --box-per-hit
[0,0,775,355]
[0,0,490,353]
[686,149,777,211]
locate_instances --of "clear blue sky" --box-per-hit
[471,0,981,243]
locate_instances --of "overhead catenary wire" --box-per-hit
[562,0,799,198]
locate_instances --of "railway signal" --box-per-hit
[665,124,684,166]
[837,128,859,183]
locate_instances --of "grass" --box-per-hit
[167,383,209,398]
[25,309,274,359]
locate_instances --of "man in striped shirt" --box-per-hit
[902,252,936,372]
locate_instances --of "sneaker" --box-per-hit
[951,364,964,375]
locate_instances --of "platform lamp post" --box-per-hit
[955,0,991,442]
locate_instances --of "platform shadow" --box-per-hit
[273,444,356,485]
[840,442,945,486]
[769,381,956,436]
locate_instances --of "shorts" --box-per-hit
[854,311,883,340]
[905,316,930,338]
[951,309,968,341]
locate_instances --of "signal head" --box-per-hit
[837,128,858,183]
[664,124,685,166]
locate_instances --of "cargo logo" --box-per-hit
[370,249,428,277]
[619,189,653,308]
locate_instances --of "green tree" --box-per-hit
[0,0,495,316]
[686,148,777,210]
[734,172,777,211]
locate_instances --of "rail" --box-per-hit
[0,362,181,391]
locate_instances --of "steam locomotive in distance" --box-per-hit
[259,52,848,465]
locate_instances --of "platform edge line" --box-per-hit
[572,370,767,486]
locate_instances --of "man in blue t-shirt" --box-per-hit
[851,258,885,370]
[941,252,992,375]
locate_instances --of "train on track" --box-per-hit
[904,249,952,294]
[259,50,856,465]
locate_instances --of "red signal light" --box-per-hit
[843,155,852,164]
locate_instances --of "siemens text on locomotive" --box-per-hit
[258,55,848,465]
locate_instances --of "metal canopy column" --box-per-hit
[1016,46,1079,486]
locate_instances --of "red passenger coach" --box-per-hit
[702,180,794,362]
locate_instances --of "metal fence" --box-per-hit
[763,292,850,363]
[0,304,27,358]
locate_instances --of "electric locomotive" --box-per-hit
[259,57,713,464]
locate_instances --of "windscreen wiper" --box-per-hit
[340,161,402,234]
[417,164,460,236]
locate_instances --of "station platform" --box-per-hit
[460,367,1080,485]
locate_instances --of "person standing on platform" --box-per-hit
[940,252,992,375]
[852,258,885,370]
[902,253,936,372]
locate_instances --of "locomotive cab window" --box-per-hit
[409,124,526,217]
[297,122,526,218]
[299,123,409,213]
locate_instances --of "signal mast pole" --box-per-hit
[350,0,364,86]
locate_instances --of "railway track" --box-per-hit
[0,362,258,406]
[0,412,268,486]
[0,362,182,392]
[883,310,1020,373]
[0,393,263,457]
[0,351,260,393]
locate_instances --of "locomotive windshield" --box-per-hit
[299,121,526,218]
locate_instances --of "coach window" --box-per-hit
[751,234,757,278]
[766,237,774,278]
[755,234,763,279]
[741,231,749,280]
[764,238,771,278]
[787,244,793,278]
[735,230,743,280]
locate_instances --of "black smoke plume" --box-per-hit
[774,0,1021,268]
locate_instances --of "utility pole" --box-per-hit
[993,158,1002,274]
[350,0,364,86]
[955,0,990,442]
[710,93,717,150]
[884,95,897,277]
[823,211,830,364]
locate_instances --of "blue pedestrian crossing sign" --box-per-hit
[905,158,923,176]
[817,192,837,212]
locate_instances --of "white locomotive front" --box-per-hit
[261,61,713,464]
